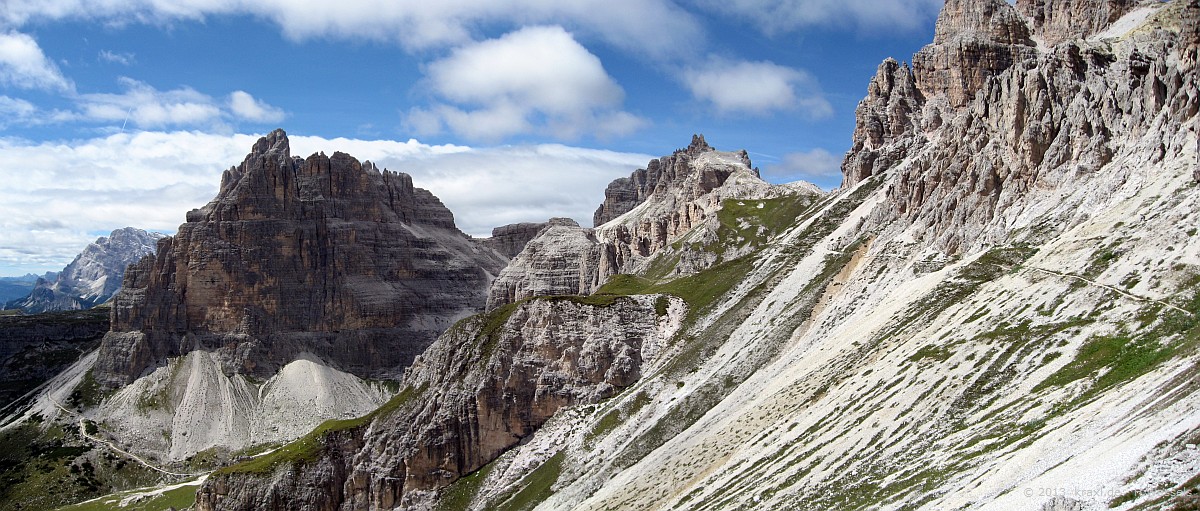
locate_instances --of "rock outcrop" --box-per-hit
[912,0,1037,108]
[93,129,508,389]
[488,136,817,309]
[847,0,1199,254]
[6,228,164,313]
[592,134,747,227]
[481,219,568,259]
[842,58,926,185]
[1016,0,1138,46]
[197,294,683,510]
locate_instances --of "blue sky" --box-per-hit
[0,0,941,276]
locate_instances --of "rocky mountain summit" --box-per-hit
[5,227,164,314]
[94,129,508,390]
[486,136,821,309]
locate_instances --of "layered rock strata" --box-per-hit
[197,294,683,510]
[93,129,508,388]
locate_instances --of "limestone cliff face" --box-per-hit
[94,129,508,388]
[196,294,683,511]
[488,137,817,309]
[912,0,1037,108]
[847,0,1199,254]
[481,219,570,259]
[1016,0,1138,46]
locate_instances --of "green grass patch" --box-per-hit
[67,370,110,410]
[1036,288,1200,405]
[217,384,426,475]
[436,457,498,511]
[492,451,565,511]
[586,391,651,443]
[712,195,821,254]
[908,344,954,363]
[595,256,756,323]
[54,481,200,511]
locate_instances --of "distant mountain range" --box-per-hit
[4,228,164,314]
[0,273,55,304]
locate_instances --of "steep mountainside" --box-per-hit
[0,308,108,412]
[94,129,508,390]
[5,228,164,313]
[196,1,1200,510]
[0,129,512,472]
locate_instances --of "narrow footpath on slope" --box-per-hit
[1025,266,1195,318]
[48,397,203,478]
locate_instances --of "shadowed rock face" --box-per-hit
[93,129,508,388]
[196,294,681,511]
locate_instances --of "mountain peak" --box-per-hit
[686,133,712,155]
[250,128,290,160]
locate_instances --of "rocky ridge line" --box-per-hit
[487,136,820,309]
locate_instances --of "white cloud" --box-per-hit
[0,95,36,121]
[229,90,286,123]
[694,0,942,34]
[67,78,286,130]
[97,49,135,65]
[764,148,843,184]
[288,135,651,236]
[0,0,702,60]
[0,31,73,91]
[408,26,646,141]
[78,78,223,128]
[684,58,833,117]
[0,130,650,274]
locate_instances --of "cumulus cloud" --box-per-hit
[64,78,287,130]
[684,58,832,118]
[764,148,843,186]
[0,31,73,91]
[77,78,223,128]
[694,0,942,34]
[0,0,702,60]
[229,90,286,123]
[408,26,646,141]
[0,130,649,274]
